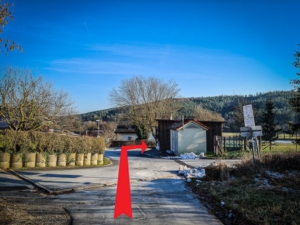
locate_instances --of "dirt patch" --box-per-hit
[189,181,253,225]
[0,190,71,225]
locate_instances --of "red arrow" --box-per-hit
[114,140,147,219]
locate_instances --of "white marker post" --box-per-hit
[240,104,262,164]
[243,104,255,127]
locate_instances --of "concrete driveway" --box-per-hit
[2,148,224,224]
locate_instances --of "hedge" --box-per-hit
[0,130,105,155]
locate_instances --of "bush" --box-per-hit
[72,136,92,154]
[33,132,48,153]
[63,135,75,154]
[146,140,156,148]
[2,130,33,154]
[1,131,106,155]
[43,133,66,155]
[92,137,105,154]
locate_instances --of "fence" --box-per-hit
[223,135,245,151]
[214,135,246,153]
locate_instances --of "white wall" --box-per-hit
[176,125,207,155]
[170,130,178,155]
[116,133,138,141]
[147,132,156,142]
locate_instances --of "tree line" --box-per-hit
[80,90,296,132]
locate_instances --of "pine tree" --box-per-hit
[261,98,278,151]
[289,44,300,131]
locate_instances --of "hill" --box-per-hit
[80,90,296,131]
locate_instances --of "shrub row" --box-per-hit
[0,130,105,155]
[0,151,106,169]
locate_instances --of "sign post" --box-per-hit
[240,105,262,164]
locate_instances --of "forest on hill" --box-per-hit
[80,90,296,132]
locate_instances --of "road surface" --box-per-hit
[3,148,224,224]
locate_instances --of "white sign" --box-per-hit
[240,126,262,138]
[243,104,255,127]
[251,126,263,137]
[240,127,250,138]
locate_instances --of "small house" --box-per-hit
[170,120,209,155]
[114,124,138,141]
[157,118,225,154]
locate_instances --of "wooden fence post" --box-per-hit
[214,136,223,155]
[235,135,237,148]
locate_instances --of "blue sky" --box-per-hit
[1,0,300,113]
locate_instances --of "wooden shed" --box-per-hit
[157,119,225,154]
[170,120,209,155]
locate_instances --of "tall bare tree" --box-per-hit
[193,105,224,121]
[109,76,180,139]
[0,68,77,131]
[0,1,22,54]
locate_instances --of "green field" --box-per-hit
[223,132,300,140]
[207,140,300,159]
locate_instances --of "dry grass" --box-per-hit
[189,152,300,225]
[222,132,239,137]
[0,191,71,225]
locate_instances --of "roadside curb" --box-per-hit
[8,168,180,195]
[7,158,114,195]
[9,169,54,194]
[143,153,160,158]
[174,159,196,169]
[9,169,117,195]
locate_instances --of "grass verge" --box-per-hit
[188,152,300,225]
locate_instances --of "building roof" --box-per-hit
[170,119,209,131]
[114,124,137,134]
[114,129,137,134]
[156,118,226,123]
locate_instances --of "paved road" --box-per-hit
[1,148,224,224]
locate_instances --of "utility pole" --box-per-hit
[96,120,100,138]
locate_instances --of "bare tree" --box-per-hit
[101,121,117,140]
[0,68,76,131]
[0,1,22,54]
[230,97,259,131]
[82,121,97,136]
[109,76,180,139]
[52,108,81,133]
[231,98,247,131]
[193,105,224,121]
